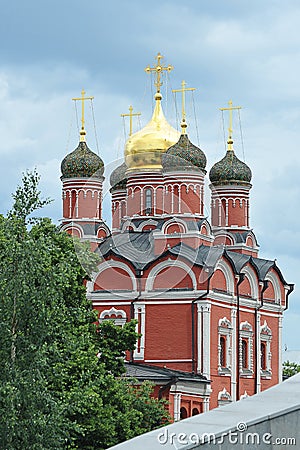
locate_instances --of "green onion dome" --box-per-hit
[110,162,127,191]
[162,134,207,173]
[209,147,252,186]
[61,141,104,179]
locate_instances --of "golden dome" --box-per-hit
[125,93,180,172]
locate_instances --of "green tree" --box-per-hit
[0,171,169,450]
[283,360,300,378]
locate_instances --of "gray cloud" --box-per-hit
[0,0,299,350]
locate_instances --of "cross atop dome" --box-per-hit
[72,89,94,142]
[145,52,173,94]
[172,80,196,134]
[121,105,141,137]
[220,100,241,151]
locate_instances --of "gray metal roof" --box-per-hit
[125,362,208,383]
[110,373,300,449]
[96,232,288,284]
[121,217,207,232]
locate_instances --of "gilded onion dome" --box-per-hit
[61,141,104,179]
[163,133,207,173]
[110,162,127,191]
[209,142,252,186]
[124,93,180,172]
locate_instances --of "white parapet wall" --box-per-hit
[110,373,300,449]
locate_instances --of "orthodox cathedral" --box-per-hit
[60,54,294,420]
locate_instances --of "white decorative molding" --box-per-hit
[256,311,261,393]
[61,223,84,237]
[163,217,187,234]
[260,320,272,377]
[231,308,237,401]
[173,393,182,422]
[133,303,145,360]
[278,315,283,382]
[240,391,249,400]
[260,320,272,336]
[202,302,211,379]
[93,260,137,292]
[240,321,253,332]
[265,271,281,304]
[241,265,259,299]
[218,387,232,400]
[219,317,232,328]
[145,260,197,292]
[214,233,235,245]
[218,317,232,375]
[215,259,235,294]
[240,321,254,375]
[99,307,126,326]
[218,388,232,407]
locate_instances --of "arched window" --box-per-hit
[180,407,188,420]
[192,407,200,416]
[261,342,267,371]
[242,339,248,369]
[220,336,226,367]
[121,201,126,218]
[218,317,232,374]
[145,188,153,214]
[240,321,253,375]
[260,320,272,377]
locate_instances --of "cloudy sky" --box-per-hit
[0,0,299,352]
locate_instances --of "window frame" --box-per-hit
[144,188,153,215]
[260,320,272,378]
[218,317,232,375]
[239,321,253,377]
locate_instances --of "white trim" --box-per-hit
[265,271,281,304]
[173,393,181,422]
[61,223,84,237]
[240,391,249,400]
[260,320,272,377]
[92,260,137,291]
[278,315,283,382]
[99,307,126,326]
[241,265,259,299]
[197,303,202,374]
[231,308,237,401]
[218,317,232,374]
[240,321,254,375]
[144,359,193,363]
[145,260,197,292]
[256,311,261,393]
[218,387,231,400]
[202,302,211,379]
[133,303,145,360]
[161,217,188,234]
[215,259,235,294]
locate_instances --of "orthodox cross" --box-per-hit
[145,52,174,93]
[172,80,196,133]
[72,89,94,141]
[121,105,141,136]
[220,100,242,150]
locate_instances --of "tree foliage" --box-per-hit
[0,171,169,449]
[283,360,300,378]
